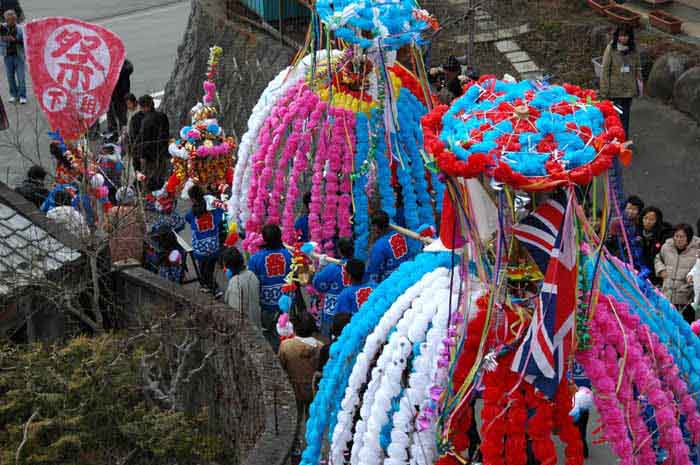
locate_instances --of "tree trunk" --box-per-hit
[160,0,297,141]
[89,253,105,333]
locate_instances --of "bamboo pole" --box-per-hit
[389,223,435,244]
[284,244,342,265]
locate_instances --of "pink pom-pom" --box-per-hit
[187,129,201,140]
[203,80,216,93]
[95,185,109,199]
[691,320,700,336]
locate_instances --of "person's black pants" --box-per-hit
[612,97,632,138]
[198,256,218,291]
[107,96,128,133]
[682,304,696,324]
[574,409,590,458]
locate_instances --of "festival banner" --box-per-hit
[25,17,126,139]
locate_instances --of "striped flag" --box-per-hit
[512,196,566,274]
[511,193,577,399]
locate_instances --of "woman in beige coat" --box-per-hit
[221,247,261,330]
[655,224,700,312]
[599,25,642,136]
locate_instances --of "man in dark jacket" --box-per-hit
[15,165,48,208]
[135,94,169,185]
[107,59,133,135]
[0,0,23,22]
[428,55,467,104]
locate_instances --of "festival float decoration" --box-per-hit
[229,0,442,260]
[302,72,700,465]
[154,46,237,211]
[421,75,630,190]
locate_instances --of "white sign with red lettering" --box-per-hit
[25,17,125,139]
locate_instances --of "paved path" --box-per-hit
[624,97,700,225]
[626,0,700,45]
[0,0,190,186]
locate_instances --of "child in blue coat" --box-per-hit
[248,224,292,347]
[294,191,311,243]
[185,185,224,296]
[366,210,411,283]
[334,259,375,316]
[312,237,354,336]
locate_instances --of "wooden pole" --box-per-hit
[389,223,435,244]
[284,244,342,265]
[284,223,434,265]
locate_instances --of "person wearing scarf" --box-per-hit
[600,25,642,137]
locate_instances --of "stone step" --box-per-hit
[495,39,520,53]
[521,70,544,81]
[505,50,531,63]
[477,19,499,31]
[512,60,540,75]
[472,23,530,43]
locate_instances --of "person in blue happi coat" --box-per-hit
[294,191,311,243]
[334,259,375,316]
[248,223,292,349]
[366,210,411,283]
[312,237,355,336]
[185,185,225,296]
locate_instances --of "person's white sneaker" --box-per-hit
[19,97,26,105]
[8,97,16,104]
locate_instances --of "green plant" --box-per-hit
[0,335,229,465]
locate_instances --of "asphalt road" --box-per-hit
[0,0,190,185]
[623,97,700,227]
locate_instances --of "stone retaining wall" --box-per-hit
[116,267,296,465]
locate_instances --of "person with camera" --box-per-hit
[428,55,470,104]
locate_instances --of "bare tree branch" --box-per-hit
[182,345,217,385]
[117,448,138,465]
[15,409,39,465]
[63,296,99,331]
[140,343,171,407]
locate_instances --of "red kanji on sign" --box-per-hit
[25,18,126,139]
[50,28,107,92]
[265,253,287,277]
[355,287,373,309]
[389,233,408,260]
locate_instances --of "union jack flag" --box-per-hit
[511,193,577,399]
[512,196,565,274]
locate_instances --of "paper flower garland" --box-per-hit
[229,51,341,227]
[422,76,630,191]
[235,49,440,257]
[583,252,700,397]
[316,0,438,50]
[302,252,452,465]
[579,295,700,465]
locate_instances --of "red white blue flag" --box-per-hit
[511,192,577,399]
[512,197,565,274]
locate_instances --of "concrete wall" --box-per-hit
[160,0,296,140]
[116,267,296,465]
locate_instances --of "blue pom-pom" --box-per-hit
[207,124,221,136]
[278,295,291,313]
[180,126,192,140]
[300,242,315,256]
